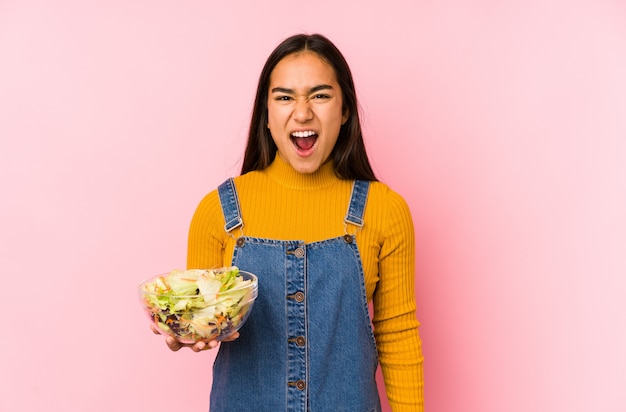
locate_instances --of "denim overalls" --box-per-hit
[211,178,381,412]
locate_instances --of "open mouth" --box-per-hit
[291,130,318,151]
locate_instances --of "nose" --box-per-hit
[293,98,313,122]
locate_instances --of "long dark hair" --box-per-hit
[240,33,377,181]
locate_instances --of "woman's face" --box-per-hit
[267,52,348,174]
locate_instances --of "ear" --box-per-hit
[341,107,350,125]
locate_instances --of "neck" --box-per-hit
[264,154,340,190]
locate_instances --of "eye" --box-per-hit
[312,94,331,100]
[275,95,293,101]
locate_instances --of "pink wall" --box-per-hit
[1,1,625,411]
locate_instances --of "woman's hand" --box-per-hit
[150,324,240,352]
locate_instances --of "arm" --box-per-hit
[373,189,424,411]
[155,190,236,352]
[187,190,228,270]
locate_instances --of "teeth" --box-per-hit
[291,131,316,138]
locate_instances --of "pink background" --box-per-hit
[1,1,625,411]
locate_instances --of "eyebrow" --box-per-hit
[270,84,334,94]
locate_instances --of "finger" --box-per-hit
[222,331,240,342]
[165,336,183,352]
[191,341,206,352]
[193,340,219,352]
[150,324,161,335]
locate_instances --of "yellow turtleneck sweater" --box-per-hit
[187,155,424,411]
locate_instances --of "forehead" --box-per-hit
[269,52,339,88]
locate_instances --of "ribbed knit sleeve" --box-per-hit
[187,191,229,270]
[370,186,424,411]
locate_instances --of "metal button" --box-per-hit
[290,380,306,390]
[294,247,305,258]
[288,336,306,346]
[286,292,305,302]
[343,234,354,243]
[236,237,245,247]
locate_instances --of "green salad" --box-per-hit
[140,267,255,342]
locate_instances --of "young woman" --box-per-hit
[162,33,424,411]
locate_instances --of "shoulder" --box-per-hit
[202,171,265,203]
[190,188,222,224]
[231,170,268,191]
[193,172,266,217]
[364,181,414,235]
[368,181,412,215]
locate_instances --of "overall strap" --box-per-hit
[344,180,370,228]
[217,178,243,233]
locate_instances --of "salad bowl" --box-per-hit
[138,267,258,344]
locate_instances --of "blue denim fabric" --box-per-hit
[211,179,380,412]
